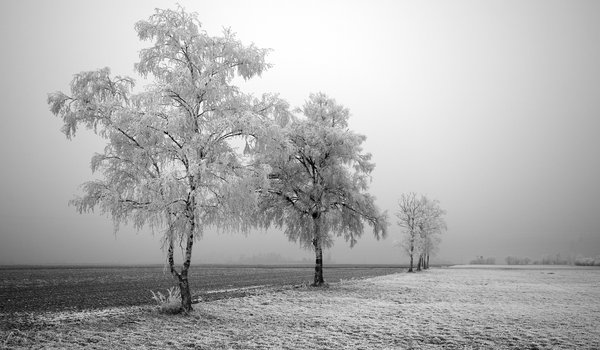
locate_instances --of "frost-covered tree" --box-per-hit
[257,93,388,286]
[396,193,425,272]
[48,6,286,312]
[396,193,446,272]
[416,198,446,270]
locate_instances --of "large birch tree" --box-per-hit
[48,6,285,312]
[258,93,388,286]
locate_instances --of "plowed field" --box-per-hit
[0,265,402,313]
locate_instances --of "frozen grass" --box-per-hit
[2,267,599,349]
[150,287,182,315]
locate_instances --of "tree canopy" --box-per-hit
[48,6,287,311]
[258,93,388,285]
[396,193,446,271]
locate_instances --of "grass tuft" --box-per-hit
[150,286,182,315]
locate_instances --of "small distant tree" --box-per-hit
[417,198,446,270]
[396,193,425,272]
[48,6,285,312]
[258,93,388,286]
[396,193,446,272]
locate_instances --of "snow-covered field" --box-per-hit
[2,266,599,349]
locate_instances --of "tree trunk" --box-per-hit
[313,240,325,286]
[426,253,430,269]
[408,240,414,273]
[167,228,195,313]
[416,254,422,271]
[312,213,325,286]
[178,270,193,312]
[167,236,178,278]
[179,217,195,312]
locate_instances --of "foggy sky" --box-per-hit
[1,0,599,265]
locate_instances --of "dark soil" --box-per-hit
[0,264,402,313]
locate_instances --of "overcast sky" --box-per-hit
[1,0,599,265]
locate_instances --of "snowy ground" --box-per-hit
[2,266,599,349]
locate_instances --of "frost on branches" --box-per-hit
[257,93,389,286]
[395,193,447,272]
[48,6,288,312]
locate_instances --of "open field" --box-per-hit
[2,266,599,349]
[0,264,402,313]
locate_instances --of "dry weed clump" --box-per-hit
[150,287,182,314]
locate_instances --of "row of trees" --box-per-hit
[49,6,448,312]
[395,193,447,272]
[48,7,389,312]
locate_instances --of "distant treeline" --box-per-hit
[573,256,600,266]
[469,254,600,266]
[236,252,333,265]
[469,256,496,265]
